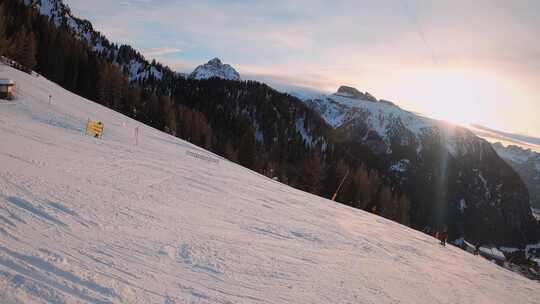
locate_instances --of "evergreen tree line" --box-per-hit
[0,0,412,226]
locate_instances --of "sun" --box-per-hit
[388,67,519,130]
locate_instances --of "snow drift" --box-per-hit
[0,65,538,303]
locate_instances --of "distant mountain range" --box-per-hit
[492,143,540,209]
[469,124,540,152]
[285,84,540,213]
[291,85,538,246]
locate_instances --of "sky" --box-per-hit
[65,0,540,138]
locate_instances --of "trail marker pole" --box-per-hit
[331,169,350,201]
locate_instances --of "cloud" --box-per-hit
[470,124,540,150]
[142,47,181,57]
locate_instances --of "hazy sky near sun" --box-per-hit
[65,0,540,137]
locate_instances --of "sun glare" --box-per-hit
[390,68,519,129]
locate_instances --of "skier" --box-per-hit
[440,225,448,246]
[474,244,480,256]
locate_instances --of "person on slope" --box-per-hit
[440,226,448,247]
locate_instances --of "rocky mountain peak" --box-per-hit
[334,86,377,102]
[336,86,363,98]
[208,57,222,65]
[189,58,241,81]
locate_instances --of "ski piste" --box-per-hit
[0,65,538,303]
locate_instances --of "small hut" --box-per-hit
[0,79,15,100]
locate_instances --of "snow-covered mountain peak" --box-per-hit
[335,86,364,99]
[208,57,222,65]
[189,58,241,81]
[24,0,72,26]
[296,86,493,159]
[333,85,378,102]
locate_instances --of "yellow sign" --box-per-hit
[85,120,104,138]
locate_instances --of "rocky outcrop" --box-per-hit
[335,86,377,102]
[189,58,241,81]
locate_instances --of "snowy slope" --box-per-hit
[0,66,538,303]
[189,58,241,81]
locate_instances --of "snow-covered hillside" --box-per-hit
[0,66,538,303]
[297,86,477,157]
[189,58,241,81]
[23,0,166,81]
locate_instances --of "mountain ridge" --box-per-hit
[23,0,171,81]
[295,85,539,247]
[493,142,540,208]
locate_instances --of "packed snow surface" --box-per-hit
[0,66,538,303]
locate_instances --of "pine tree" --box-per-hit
[302,151,322,194]
[224,139,238,162]
[397,194,411,225]
[12,30,37,72]
[124,86,142,117]
[238,129,256,169]
[378,185,394,218]
[110,70,125,110]
[0,4,9,56]
[95,65,108,105]
[161,95,176,135]
[353,164,372,209]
